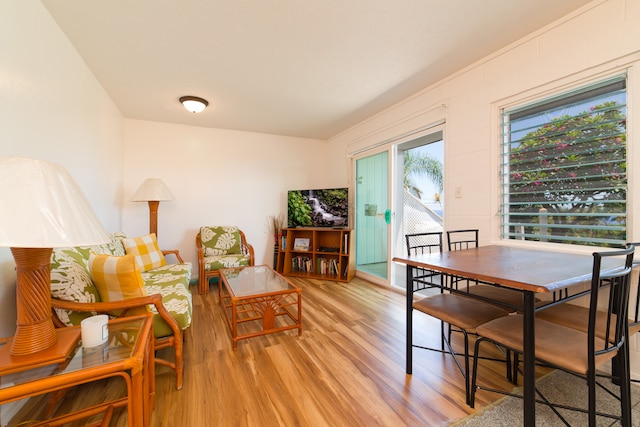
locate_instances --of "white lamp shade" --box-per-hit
[131,178,175,202]
[0,157,110,248]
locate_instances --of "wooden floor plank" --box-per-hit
[6,275,547,426]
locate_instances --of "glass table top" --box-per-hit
[0,316,147,390]
[221,265,297,297]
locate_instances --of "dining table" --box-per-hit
[393,244,631,427]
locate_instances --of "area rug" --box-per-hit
[451,370,640,427]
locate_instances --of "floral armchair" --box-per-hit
[196,226,255,295]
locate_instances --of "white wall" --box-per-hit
[0,2,339,341]
[0,1,124,337]
[328,0,640,374]
[331,0,640,246]
[121,119,332,268]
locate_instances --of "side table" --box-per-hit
[0,313,154,427]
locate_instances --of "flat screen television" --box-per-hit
[287,188,349,228]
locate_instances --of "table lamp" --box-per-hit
[0,157,110,369]
[131,178,175,236]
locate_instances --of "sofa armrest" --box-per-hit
[51,293,182,339]
[162,249,184,263]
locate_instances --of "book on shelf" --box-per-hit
[293,237,311,251]
[292,256,312,272]
[343,233,349,254]
[316,258,340,275]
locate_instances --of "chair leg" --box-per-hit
[463,330,471,405]
[588,368,596,426]
[442,321,446,351]
[469,337,484,408]
[619,345,632,427]
[198,274,206,295]
[173,333,184,390]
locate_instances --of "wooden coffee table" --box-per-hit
[219,265,302,349]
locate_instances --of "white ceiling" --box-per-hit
[42,0,593,140]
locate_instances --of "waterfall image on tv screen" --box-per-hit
[288,188,349,228]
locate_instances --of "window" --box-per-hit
[500,76,627,247]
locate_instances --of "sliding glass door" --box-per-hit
[355,151,389,280]
[353,127,444,286]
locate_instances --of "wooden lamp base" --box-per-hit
[0,247,80,374]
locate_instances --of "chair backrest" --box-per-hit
[199,226,242,256]
[446,229,479,251]
[588,246,635,359]
[405,232,443,256]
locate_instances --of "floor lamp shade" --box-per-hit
[0,157,110,360]
[131,178,175,236]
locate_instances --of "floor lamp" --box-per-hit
[0,157,109,371]
[131,178,175,237]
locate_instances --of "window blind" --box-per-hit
[500,76,627,247]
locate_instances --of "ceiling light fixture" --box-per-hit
[179,96,208,113]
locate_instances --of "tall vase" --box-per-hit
[273,243,279,270]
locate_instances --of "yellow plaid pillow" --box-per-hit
[122,233,167,272]
[89,253,147,302]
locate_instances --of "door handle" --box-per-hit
[384,209,392,224]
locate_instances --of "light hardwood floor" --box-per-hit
[8,276,548,426]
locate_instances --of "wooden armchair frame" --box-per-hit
[50,250,189,390]
[196,229,255,295]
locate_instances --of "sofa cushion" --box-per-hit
[203,254,251,271]
[142,262,193,338]
[89,253,149,319]
[50,246,100,326]
[122,233,167,272]
[89,231,127,256]
[200,226,242,256]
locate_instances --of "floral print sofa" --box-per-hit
[49,232,192,389]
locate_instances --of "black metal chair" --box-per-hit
[406,231,512,404]
[536,242,640,386]
[446,229,479,251]
[405,232,444,292]
[405,232,446,348]
[470,245,635,426]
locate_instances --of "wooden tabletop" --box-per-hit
[392,245,607,293]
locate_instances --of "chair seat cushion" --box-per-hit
[458,284,525,310]
[413,294,510,332]
[536,302,640,343]
[476,314,616,374]
[142,262,193,338]
[203,254,251,272]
